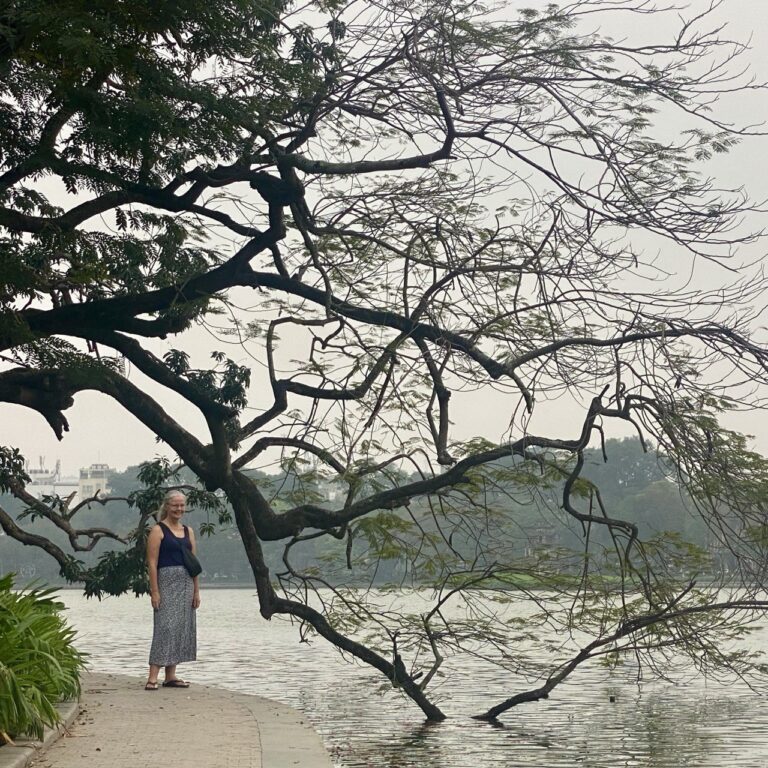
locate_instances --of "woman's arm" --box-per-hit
[189,527,201,609]
[147,525,163,609]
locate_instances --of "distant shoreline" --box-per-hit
[52,582,258,590]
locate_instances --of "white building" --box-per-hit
[25,458,79,501]
[23,459,114,506]
[78,463,112,500]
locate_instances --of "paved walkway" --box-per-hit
[14,672,333,768]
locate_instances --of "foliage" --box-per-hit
[0,574,85,744]
[79,458,229,597]
[0,448,28,494]
[1,0,768,723]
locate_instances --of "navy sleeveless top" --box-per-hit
[157,522,192,569]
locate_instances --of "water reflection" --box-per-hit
[58,589,768,768]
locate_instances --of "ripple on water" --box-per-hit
[59,590,768,768]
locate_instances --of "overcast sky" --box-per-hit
[4,0,768,476]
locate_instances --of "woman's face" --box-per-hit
[165,495,186,522]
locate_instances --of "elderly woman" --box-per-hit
[145,490,201,690]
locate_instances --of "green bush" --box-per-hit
[0,574,86,744]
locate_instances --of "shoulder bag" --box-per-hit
[180,542,203,578]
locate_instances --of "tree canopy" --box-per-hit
[2,0,768,722]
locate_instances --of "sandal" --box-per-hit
[162,679,190,688]
[144,681,159,691]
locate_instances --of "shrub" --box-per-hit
[0,574,86,744]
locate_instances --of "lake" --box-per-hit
[58,588,768,767]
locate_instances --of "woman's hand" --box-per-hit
[193,591,201,609]
[151,591,161,610]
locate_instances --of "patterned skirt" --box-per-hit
[149,565,197,667]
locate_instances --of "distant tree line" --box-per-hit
[0,438,720,587]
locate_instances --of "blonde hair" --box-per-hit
[157,490,186,522]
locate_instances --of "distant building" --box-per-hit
[79,463,112,500]
[25,458,79,501]
[524,524,559,557]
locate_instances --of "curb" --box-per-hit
[236,690,335,768]
[0,700,80,768]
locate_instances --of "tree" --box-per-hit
[1,0,768,722]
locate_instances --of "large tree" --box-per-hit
[2,0,768,721]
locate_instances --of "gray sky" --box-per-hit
[3,0,768,476]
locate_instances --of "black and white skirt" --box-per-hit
[149,565,197,667]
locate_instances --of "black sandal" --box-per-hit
[162,679,190,688]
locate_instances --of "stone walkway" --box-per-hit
[20,672,333,768]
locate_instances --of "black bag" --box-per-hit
[180,545,203,578]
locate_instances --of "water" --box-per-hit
[58,589,768,767]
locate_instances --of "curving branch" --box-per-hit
[233,436,347,474]
[3,227,283,353]
[415,339,454,465]
[5,480,129,552]
[0,369,77,439]
[285,88,456,176]
[0,503,79,575]
[475,594,768,721]
[229,482,447,720]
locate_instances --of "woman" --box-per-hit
[145,490,201,690]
